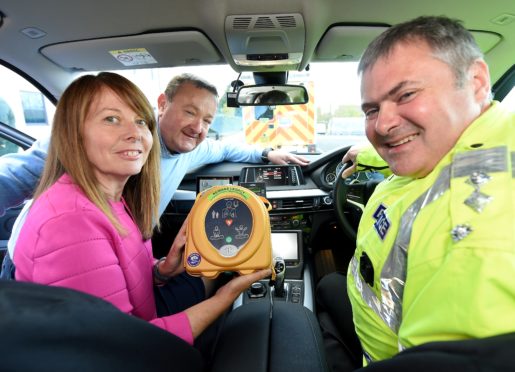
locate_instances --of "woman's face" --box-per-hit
[82,87,153,196]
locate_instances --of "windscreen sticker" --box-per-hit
[109,48,157,66]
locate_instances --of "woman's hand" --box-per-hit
[157,217,189,279]
[215,268,272,300]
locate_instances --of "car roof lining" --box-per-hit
[0,0,513,94]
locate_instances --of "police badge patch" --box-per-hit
[373,204,390,240]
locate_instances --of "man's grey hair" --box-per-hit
[164,73,218,101]
[358,16,484,88]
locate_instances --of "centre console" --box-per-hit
[235,229,314,310]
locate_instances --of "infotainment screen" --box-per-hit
[255,166,288,186]
[240,165,303,187]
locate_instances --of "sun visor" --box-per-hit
[225,14,305,72]
[470,31,502,54]
[315,25,388,62]
[40,30,222,71]
[315,25,502,62]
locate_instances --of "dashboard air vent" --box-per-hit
[280,198,314,210]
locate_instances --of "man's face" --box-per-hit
[360,41,485,178]
[157,82,217,153]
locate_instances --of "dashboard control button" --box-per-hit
[323,196,333,205]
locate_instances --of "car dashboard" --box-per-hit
[167,148,349,228]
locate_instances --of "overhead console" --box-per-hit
[239,165,304,188]
[224,13,306,72]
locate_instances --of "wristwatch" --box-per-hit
[261,147,274,163]
[153,257,172,283]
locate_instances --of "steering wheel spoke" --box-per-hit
[346,182,367,211]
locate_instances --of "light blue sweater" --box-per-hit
[157,134,262,215]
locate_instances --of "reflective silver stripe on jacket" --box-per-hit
[511,152,515,178]
[452,146,507,177]
[351,146,509,333]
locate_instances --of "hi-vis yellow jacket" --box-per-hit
[347,101,515,363]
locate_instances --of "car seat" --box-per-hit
[211,300,330,372]
[0,280,206,372]
[357,332,515,372]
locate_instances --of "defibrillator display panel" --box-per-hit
[185,185,273,278]
[204,198,252,258]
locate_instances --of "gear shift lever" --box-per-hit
[273,257,286,297]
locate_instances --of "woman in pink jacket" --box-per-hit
[14,72,270,346]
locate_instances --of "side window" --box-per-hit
[501,85,515,112]
[0,64,55,156]
[0,97,18,156]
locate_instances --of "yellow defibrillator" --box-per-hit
[184,185,274,279]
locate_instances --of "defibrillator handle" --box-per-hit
[259,196,272,211]
[197,188,272,211]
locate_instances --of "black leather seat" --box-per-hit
[211,301,329,372]
[358,332,515,372]
[0,280,206,372]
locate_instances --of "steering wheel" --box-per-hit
[333,160,383,241]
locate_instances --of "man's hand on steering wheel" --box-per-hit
[334,144,384,241]
[340,143,370,178]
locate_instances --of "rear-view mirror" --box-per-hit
[236,84,309,106]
